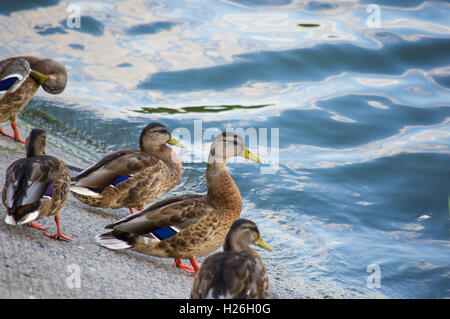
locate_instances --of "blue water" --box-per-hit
[1,0,449,298]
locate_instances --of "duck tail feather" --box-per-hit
[95,230,135,250]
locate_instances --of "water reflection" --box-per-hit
[126,21,178,35]
[60,15,105,36]
[135,103,271,114]
[0,0,60,16]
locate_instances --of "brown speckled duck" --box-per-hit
[95,132,263,274]
[70,122,184,214]
[191,219,272,299]
[2,128,72,241]
[0,56,67,143]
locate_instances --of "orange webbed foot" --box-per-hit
[11,122,25,144]
[44,232,72,241]
[0,127,15,140]
[129,206,144,214]
[44,215,72,241]
[173,258,200,276]
[27,222,48,231]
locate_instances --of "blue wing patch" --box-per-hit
[0,76,19,92]
[112,175,131,186]
[44,184,53,197]
[152,227,178,240]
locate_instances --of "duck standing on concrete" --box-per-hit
[95,132,263,274]
[70,122,184,214]
[2,128,72,241]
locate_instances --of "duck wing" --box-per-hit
[2,157,55,224]
[72,149,159,190]
[0,58,31,100]
[105,193,210,235]
[191,252,259,299]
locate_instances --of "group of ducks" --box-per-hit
[1,56,273,299]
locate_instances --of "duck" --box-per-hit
[95,131,263,274]
[70,122,184,214]
[2,128,72,241]
[0,56,67,143]
[190,219,272,299]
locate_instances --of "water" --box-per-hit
[1,0,449,298]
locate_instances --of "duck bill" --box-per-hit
[167,137,185,148]
[30,70,49,85]
[256,237,272,252]
[240,147,263,163]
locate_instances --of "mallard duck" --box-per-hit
[70,122,184,214]
[95,132,263,274]
[0,56,67,143]
[2,128,72,241]
[190,219,272,299]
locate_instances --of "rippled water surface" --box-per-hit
[1,0,449,298]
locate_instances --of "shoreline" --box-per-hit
[0,122,385,299]
[0,122,305,299]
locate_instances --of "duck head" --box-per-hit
[139,122,183,154]
[29,58,67,94]
[25,128,47,158]
[223,219,272,253]
[208,131,263,164]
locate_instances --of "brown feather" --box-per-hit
[71,126,182,209]
[2,155,70,222]
[0,56,67,125]
[191,220,270,299]
[96,133,262,273]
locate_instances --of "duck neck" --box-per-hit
[26,147,40,158]
[19,56,40,69]
[206,161,242,216]
[223,241,259,259]
[25,140,44,158]
[145,145,182,178]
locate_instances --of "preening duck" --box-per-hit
[2,128,72,241]
[190,219,272,299]
[0,56,67,143]
[95,131,263,274]
[70,122,184,214]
